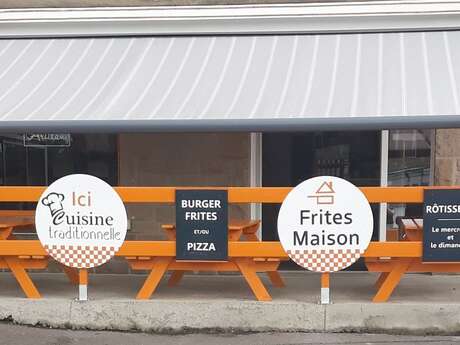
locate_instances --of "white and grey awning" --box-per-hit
[1,30,460,132]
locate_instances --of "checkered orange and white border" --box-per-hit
[287,249,362,272]
[44,244,118,269]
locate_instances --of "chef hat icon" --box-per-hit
[42,192,65,217]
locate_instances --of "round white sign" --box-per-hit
[277,176,373,272]
[36,174,127,269]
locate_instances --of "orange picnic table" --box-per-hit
[0,185,458,302]
[126,220,287,301]
[365,218,460,302]
[0,216,47,298]
[161,219,261,241]
[397,217,423,241]
[0,210,78,298]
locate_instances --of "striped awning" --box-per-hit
[1,30,460,131]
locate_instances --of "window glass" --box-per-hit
[0,134,118,210]
[262,131,381,269]
[386,129,432,231]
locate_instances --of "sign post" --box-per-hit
[175,190,228,261]
[79,269,88,301]
[423,189,460,262]
[321,272,330,304]
[277,176,374,304]
[35,174,127,301]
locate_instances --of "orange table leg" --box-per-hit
[234,258,271,301]
[136,257,172,300]
[0,226,14,240]
[168,271,185,287]
[266,271,285,288]
[5,257,41,299]
[374,272,389,290]
[373,259,411,303]
[61,265,79,285]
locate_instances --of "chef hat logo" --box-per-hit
[41,192,65,217]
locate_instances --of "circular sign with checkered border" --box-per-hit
[277,176,373,272]
[35,174,127,269]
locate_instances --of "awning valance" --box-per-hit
[1,31,460,131]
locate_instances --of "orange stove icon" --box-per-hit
[308,181,335,205]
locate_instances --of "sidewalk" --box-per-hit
[0,271,459,334]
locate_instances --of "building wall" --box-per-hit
[119,133,251,242]
[435,129,460,185]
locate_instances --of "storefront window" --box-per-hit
[262,131,381,269]
[386,129,433,231]
[0,134,118,209]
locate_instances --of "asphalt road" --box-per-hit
[0,324,459,345]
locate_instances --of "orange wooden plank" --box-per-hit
[117,241,175,257]
[128,259,280,272]
[0,210,35,217]
[407,263,460,272]
[162,223,246,241]
[0,240,422,259]
[0,240,47,256]
[363,242,422,257]
[165,261,239,270]
[118,241,288,258]
[386,229,399,241]
[116,187,175,203]
[229,219,260,231]
[0,258,47,269]
[367,260,460,273]
[0,185,455,203]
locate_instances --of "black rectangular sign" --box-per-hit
[423,189,460,262]
[23,133,71,147]
[175,190,228,261]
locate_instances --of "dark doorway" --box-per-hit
[262,131,381,270]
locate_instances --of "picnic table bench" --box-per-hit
[0,239,448,303]
[397,217,423,241]
[365,219,460,302]
[0,221,47,298]
[0,210,78,298]
[126,220,287,301]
